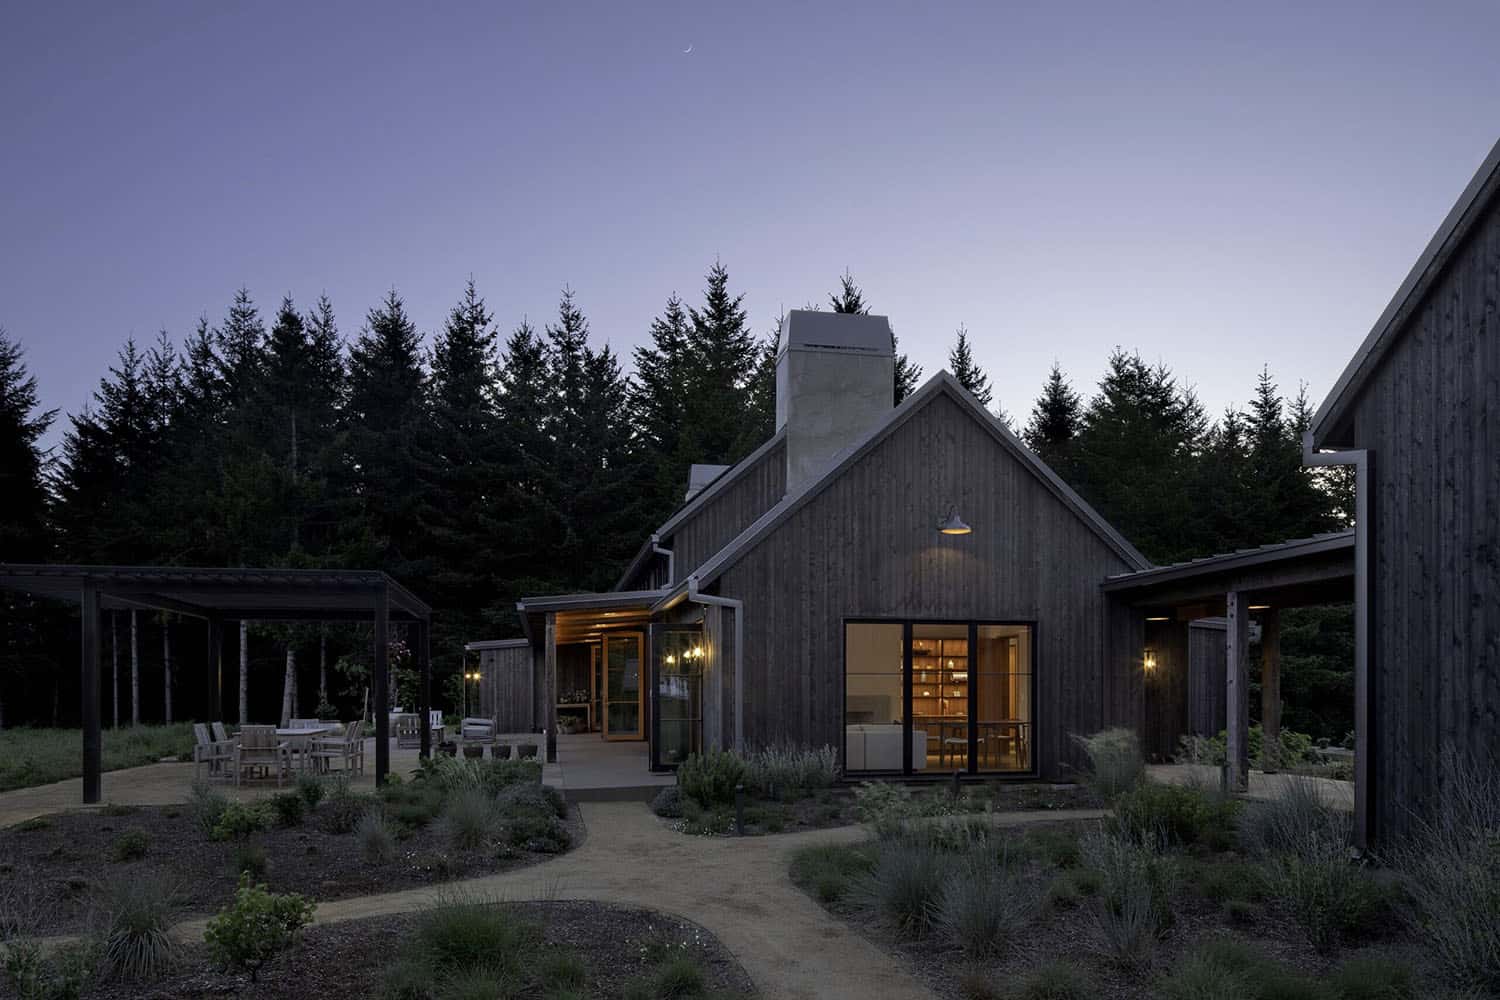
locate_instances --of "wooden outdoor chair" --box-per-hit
[309,720,363,776]
[211,721,231,744]
[394,713,422,749]
[233,724,291,787]
[461,717,496,743]
[192,722,234,782]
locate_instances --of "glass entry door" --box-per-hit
[603,633,643,740]
[650,625,704,768]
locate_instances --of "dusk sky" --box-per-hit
[4,2,1497,448]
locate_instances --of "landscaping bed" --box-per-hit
[0,724,196,792]
[0,758,580,937]
[55,900,756,999]
[787,729,1496,1000]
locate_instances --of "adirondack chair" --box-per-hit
[233,724,291,787]
[192,722,234,781]
[211,721,231,744]
[309,721,364,775]
[394,713,422,749]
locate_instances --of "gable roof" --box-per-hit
[656,371,1151,605]
[1312,136,1500,446]
[612,427,787,590]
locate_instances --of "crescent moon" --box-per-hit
[683,44,693,54]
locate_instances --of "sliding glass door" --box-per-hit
[844,619,1035,776]
[649,625,703,769]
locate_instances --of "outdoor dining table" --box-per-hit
[275,725,340,772]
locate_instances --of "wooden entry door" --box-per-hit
[602,633,644,740]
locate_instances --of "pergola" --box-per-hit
[0,563,433,801]
[1104,531,1360,836]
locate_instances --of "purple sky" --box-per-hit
[4,2,1497,448]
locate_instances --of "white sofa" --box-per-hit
[845,725,927,772]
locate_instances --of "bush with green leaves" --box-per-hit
[1389,751,1500,993]
[320,778,379,834]
[2,938,97,1000]
[356,809,398,864]
[1262,834,1386,953]
[741,744,839,799]
[187,780,230,836]
[107,828,149,862]
[417,754,542,797]
[413,895,540,980]
[1238,776,1351,857]
[1079,828,1176,968]
[203,874,315,983]
[1072,728,1144,800]
[209,801,274,842]
[676,747,746,806]
[1007,959,1092,1000]
[268,791,305,827]
[852,833,950,936]
[789,842,878,907]
[852,780,916,836]
[1176,725,1316,769]
[231,842,268,879]
[99,877,177,981]
[1328,954,1414,1000]
[1109,779,1240,850]
[651,785,684,818]
[294,772,325,809]
[442,787,502,851]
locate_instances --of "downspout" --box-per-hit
[685,574,744,753]
[1303,432,1373,849]
[652,535,675,587]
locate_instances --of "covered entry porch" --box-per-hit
[1103,532,1359,835]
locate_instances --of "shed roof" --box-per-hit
[1103,531,1353,592]
[1312,136,1500,446]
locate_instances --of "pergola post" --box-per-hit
[1260,608,1282,772]
[1225,590,1251,792]
[544,612,558,764]
[417,617,432,760]
[206,614,223,722]
[81,583,102,804]
[373,583,389,786]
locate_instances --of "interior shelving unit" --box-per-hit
[911,636,969,721]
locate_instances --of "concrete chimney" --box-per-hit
[775,310,895,492]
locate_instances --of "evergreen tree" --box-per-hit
[737,326,779,455]
[632,294,694,518]
[829,271,867,313]
[948,326,994,408]
[1023,363,1081,474]
[494,317,561,609]
[1243,368,1338,542]
[683,261,755,464]
[826,271,920,404]
[893,337,923,405]
[0,330,56,559]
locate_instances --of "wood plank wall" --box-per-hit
[1143,620,1190,761]
[1347,194,1500,841]
[711,392,1138,779]
[1187,621,1228,739]
[670,437,787,576]
[479,643,535,733]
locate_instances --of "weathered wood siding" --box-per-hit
[711,392,1137,779]
[478,641,535,733]
[1143,620,1190,761]
[1345,191,1500,840]
[1187,620,1228,739]
[670,437,786,577]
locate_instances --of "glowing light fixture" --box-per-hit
[1143,648,1158,673]
[937,505,972,535]
[1249,604,1271,611]
[1146,615,1170,622]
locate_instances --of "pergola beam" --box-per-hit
[1225,590,1251,792]
[81,584,102,804]
[374,584,390,785]
[1260,609,1282,771]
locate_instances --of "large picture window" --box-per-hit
[844,620,1034,776]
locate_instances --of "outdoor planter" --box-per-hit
[462,744,483,759]
[438,740,458,757]
[517,743,538,759]
[491,744,512,760]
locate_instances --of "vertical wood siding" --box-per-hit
[1144,620,1190,760]
[712,393,1137,779]
[670,438,787,576]
[1347,196,1500,840]
[1187,621,1228,739]
[479,644,535,733]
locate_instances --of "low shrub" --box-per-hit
[417,755,542,797]
[1177,725,1317,769]
[651,786,684,819]
[187,780,230,836]
[539,950,587,991]
[1389,751,1500,993]
[676,747,746,806]
[934,851,1036,957]
[321,778,379,834]
[852,780,916,836]
[853,834,949,937]
[741,744,839,799]
[442,788,501,851]
[789,842,878,907]
[2,938,96,999]
[108,828,150,863]
[209,801,273,842]
[643,954,705,998]
[100,877,177,981]
[231,842,268,879]
[414,895,539,979]
[100,802,137,817]
[357,810,398,864]
[380,782,446,835]
[1263,836,1387,953]
[1008,959,1092,1000]
[1071,728,1144,801]
[1328,954,1414,1000]
[268,791,305,827]
[1079,828,1176,969]
[497,780,566,820]
[1023,827,1082,868]
[1155,946,1251,999]
[1238,776,1350,858]
[295,772,325,809]
[678,798,734,836]
[203,874,315,983]
[1110,779,1240,850]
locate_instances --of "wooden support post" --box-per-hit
[1225,590,1250,793]
[207,615,223,722]
[1260,608,1281,772]
[417,618,432,760]
[373,585,390,786]
[81,584,102,804]
[544,613,558,764]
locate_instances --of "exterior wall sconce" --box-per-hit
[1143,648,1157,674]
[1249,604,1271,611]
[937,505,972,535]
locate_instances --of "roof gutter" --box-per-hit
[685,574,744,753]
[1302,432,1373,849]
[652,536,675,586]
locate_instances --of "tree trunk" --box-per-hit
[111,612,119,728]
[280,645,296,727]
[162,619,173,725]
[238,621,249,726]
[318,628,328,709]
[130,610,140,726]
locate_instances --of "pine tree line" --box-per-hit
[0,268,1346,727]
